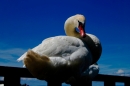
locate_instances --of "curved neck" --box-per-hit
[64,17,81,38]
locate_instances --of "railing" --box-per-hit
[0,66,130,86]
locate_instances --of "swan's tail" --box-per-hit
[23,50,52,79]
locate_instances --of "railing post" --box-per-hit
[71,81,92,86]
[88,81,92,86]
[4,75,20,86]
[47,81,62,86]
[104,81,115,86]
[125,81,130,86]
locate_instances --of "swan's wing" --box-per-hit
[82,33,102,64]
[86,33,101,45]
[17,36,85,62]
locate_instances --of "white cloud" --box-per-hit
[0,48,27,56]
[98,64,113,74]
[0,48,27,60]
[0,48,27,67]
[98,64,130,77]
[114,69,130,76]
[123,73,130,76]
[99,64,112,69]
[116,69,124,74]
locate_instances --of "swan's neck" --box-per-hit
[64,17,81,38]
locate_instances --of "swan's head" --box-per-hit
[64,14,86,38]
[74,14,86,37]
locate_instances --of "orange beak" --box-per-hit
[78,24,86,38]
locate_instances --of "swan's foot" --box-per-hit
[23,49,51,79]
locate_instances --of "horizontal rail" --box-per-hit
[93,74,130,82]
[0,66,33,78]
[0,66,130,86]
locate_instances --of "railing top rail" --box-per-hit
[0,66,33,78]
[93,74,130,82]
[0,66,130,82]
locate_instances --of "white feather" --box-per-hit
[17,36,92,68]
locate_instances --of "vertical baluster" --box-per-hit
[47,81,62,86]
[88,81,92,86]
[71,81,92,86]
[4,75,20,86]
[104,81,115,86]
[125,81,130,86]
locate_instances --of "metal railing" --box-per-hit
[0,66,130,86]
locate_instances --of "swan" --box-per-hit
[17,14,101,83]
[64,16,102,64]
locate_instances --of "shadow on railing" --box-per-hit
[0,66,130,86]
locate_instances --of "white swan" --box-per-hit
[17,14,101,82]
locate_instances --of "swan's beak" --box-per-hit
[78,24,86,38]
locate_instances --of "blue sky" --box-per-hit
[0,0,130,86]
